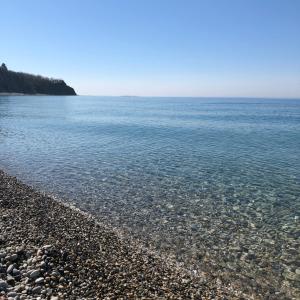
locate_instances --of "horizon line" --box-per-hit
[78,94,300,100]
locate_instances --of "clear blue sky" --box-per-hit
[1,0,300,97]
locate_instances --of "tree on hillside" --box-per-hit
[0,63,8,71]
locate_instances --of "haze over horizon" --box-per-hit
[1,0,300,98]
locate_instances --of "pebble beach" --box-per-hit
[0,170,237,300]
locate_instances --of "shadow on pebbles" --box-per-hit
[0,170,239,299]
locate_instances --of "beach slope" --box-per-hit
[0,170,229,299]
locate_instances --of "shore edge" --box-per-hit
[0,169,236,299]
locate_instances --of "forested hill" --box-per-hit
[0,63,76,95]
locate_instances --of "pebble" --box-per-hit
[12,268,20,276]
[32,286,42,294]
[7,291,17,297]
[35,277,44,284]
[7,264,14,274]
[0,280,8,291]
[10,254,18,262]
[6,275,15,285]
[29,269,40,279]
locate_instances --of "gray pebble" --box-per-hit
[35,277,44,285]
[7,264,14,274]
[0,279,8,291]
[7,291,17,297]
[12,268,20,276]
[29,269,40,279]
[10,254,18,262]
[32,286,42,294]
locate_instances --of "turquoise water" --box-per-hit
[0,96,299,298]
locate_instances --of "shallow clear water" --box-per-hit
[0,96,299,298]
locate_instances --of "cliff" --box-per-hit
[0,63,76,95]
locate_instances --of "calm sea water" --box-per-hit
[0,96,299,298]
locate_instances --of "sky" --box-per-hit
[1,0,300,97]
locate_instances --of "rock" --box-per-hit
[6,274,15,285]
[41,289,47,295]
[191,224,198,232]
[0,280,8,291]
[42,245,53,250]
[14,285,24,292]
[12,268,20,276]
[7,291,17,297]
[32,285,42,294]
[282,269,300,281]
[7,264,15,274]
[46,288,53,295]
[35,277,44,284]
[29,269,40,279]
[10,254,18,262]
[0,264,5,273]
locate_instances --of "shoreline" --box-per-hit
[0,93,77,96]
[0,170,235,299]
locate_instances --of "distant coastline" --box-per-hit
[0,92,26,96]
[0,93,76,96]
[0,63,76,96]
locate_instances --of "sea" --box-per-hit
[0,96,299,298]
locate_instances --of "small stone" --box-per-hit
[6,274,15,285]
[35,277,44,285]
[14,285,24,292]
[191,224,198,232]
[12,268,20,276]
[32,286,42,294]
[264,239,275,245]
[29,269,40,279]
[51,271,59,277]
[283,269,300,281]
[41,289,47,295]
[25,285,32,291]
[0,279,8,291]
[7,291,17,297]
[7,264,14,274]
[42,245,53,250]
[46,288,53,295]
[39,261,46,268]
[10,254,18,262]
